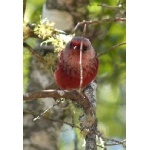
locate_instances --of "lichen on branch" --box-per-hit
[24,18,74,53]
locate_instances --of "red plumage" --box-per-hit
[54,36,99,90]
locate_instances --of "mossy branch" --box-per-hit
[23,19,73,53]
[23,89,93,114]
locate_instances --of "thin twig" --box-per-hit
[73,18,126,33]
[48,118,82,129]
[104,139,126,148]
[98,3,123,9]
[79,22,87,92]
[96,130,126,148]
[96,145,104,148]
[104,137,126,146]
[79,39,83,91]
[23,42,45,65]
[33,99,62,121]
[105,143,122,146]
[23,0,26,18]
[98,41,126,57]
[24,110,83,130]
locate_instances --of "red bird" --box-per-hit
[54,36,99,90]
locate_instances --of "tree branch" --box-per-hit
[98,3,124,9]
[104,138,126,148]
[23,0,26,18]
[98,41,126,57]
[23,89,93,114]
[83,81,98,150]
[23,42,46,65]
[24,110,83,130]
[73,18,126,33]
[96,131,126,148]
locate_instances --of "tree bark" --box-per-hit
[83,81,98,150]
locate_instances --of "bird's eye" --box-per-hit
[82,46,87,51]
[70,42,73,48]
